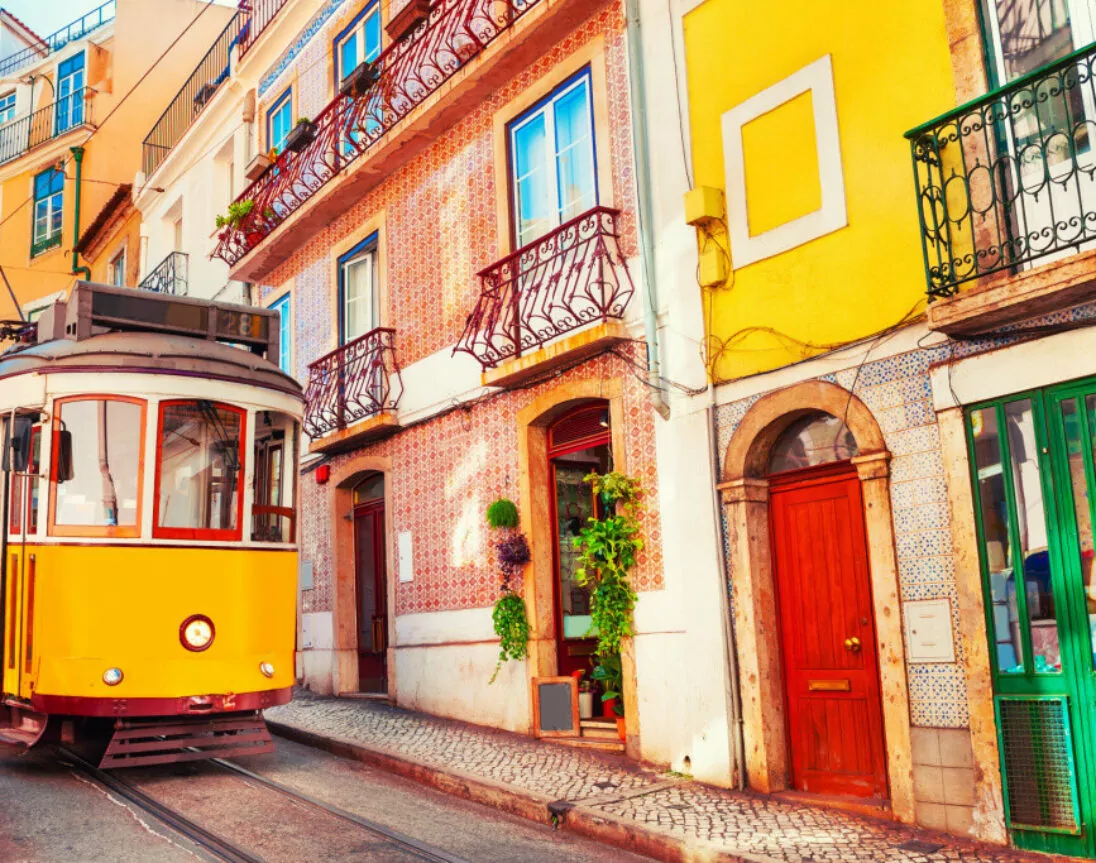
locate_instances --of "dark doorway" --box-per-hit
[353,473,387,693]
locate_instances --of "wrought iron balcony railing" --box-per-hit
[0,1,115,79]
[303,327,403,438]
[213,0,539,267]
[0,88,91,165]
[139,252,188,296]
[237,0,291,59]
[908,41,1096,298]
[31,230,62,259]
[454,207,635,370]
[142,13,244,177]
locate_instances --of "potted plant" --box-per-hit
[592,654,625,739]
[340,60,380,98]
[284,117,316,154]
[215,199,255,231]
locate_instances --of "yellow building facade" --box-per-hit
[0,0,234,320]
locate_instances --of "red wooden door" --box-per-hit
[354,502,387,694]
[769,465,888,799]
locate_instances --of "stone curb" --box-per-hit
[267,720,754,863]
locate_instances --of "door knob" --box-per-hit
[844,636,862,652]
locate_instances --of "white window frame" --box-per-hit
[0,92,15,125]
[335,2,383,87]
[32,169,64,251]
[340,246,378,345]
[270,293,292,375]
[109,246,127,287]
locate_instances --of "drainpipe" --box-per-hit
[70,146,92,281]
[624,0,669,420]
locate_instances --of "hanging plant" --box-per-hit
[496,531,530,590]
[486,497,519,529]
[490,591,529,684]
[574,471,644,659]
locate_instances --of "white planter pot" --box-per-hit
[578,691,594,720]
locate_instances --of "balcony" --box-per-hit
[213,0,599,280]
[908,42,1096,334]
[139,252,188,296]
[454,206,635,387]
[0,89,92,166]
[142,13,244,177]
[0,1,115,79]
[237,0,291,59]
[303,327,404,453]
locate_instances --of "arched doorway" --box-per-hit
[547,402,611,676]
[353,472,387,694]
[766,412,888,799]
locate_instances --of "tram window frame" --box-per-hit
[47,396,147,539]
[9,424,41,536]
[153,400,247,542]
[252,411,299,544]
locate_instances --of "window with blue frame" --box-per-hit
[56,52,86,133]
[338,233,379,345]
[270,293,292,376]
[508,69,597,249]
[267,88,293,154]
[334,2,382,88]
[32,168,64,256]
[0,92,15,124]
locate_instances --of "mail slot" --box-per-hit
[808,679,851,692]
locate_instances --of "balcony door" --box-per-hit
[339,236,379,346]
[980,0,1096,265]
[55,52,85,133]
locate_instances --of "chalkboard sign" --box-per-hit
[532,676,579,738]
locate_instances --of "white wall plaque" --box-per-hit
[299,559,314,591]
[904,598,956,664]
[398,530,414,583]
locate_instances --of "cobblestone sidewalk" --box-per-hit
[266,692,1056,863]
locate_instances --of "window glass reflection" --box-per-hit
[253,411,299,543]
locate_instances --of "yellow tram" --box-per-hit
[0,282,302,767]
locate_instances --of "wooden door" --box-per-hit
[354,502,387,693]
[770,464,888,799]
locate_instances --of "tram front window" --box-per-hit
[253,411,299,543]
[156,401,244,539]
[52,398,144,534]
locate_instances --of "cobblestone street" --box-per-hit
[268,692,1056,863]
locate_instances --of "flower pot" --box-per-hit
[244,152,273,181]
[616,716,626,741]
[385,0,431,41]
[340,61,380,99]
[601,697,618,719]
[578,691,594,720]
[284,120,315,154]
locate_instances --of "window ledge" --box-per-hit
[307,410,400,455]
[481,321,629,389]
[927,247,1096,336]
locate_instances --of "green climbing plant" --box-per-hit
[574,472,644,658]
[490,591,529,684]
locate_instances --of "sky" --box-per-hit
[4,0,235,39]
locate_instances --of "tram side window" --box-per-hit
[156,401,244,539]
[252,411,299,543]
[52,399,144,533]
[7,419,41,536]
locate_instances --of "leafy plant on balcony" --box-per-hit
[487,500,530,684]
[574,472,644,659]
[215,199,255,230]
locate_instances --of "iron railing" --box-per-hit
[139,252,188,296]
[0,1,115,79]
[454,207,635,370]
[31,231,62,258]
[237,0,291,58]
[303,327,403,438]
[213,0,540,267]
[908,41,1096,298]
[142,13,245,177]
[0,88,90,165]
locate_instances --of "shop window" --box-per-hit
[508,69,597,248]
[50,398,145,537]
[253,411,299,543]
[154,400,245,540]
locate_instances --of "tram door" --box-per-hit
[2,419,39,701]
[353,474,387,694]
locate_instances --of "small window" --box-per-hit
[56,51,86,132]
[767,411,858,475]
[267,88,293,154]
[335,2,382,88]
[270,293,292,375]
[50,398,146,537]
[253,411,299,543]
[508,70,597,248]
[0,92,15,124]
[155,401,245,540]
[338,234,379,344]
[109,247,126,287]
[9,423,41,536]
[32,168,64,257]
[353,472,384,506]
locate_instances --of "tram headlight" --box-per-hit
[102,668,124,686]
[180,615,215,652]
[259,662,275,679]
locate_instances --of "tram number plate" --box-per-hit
[217,308,269,342]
